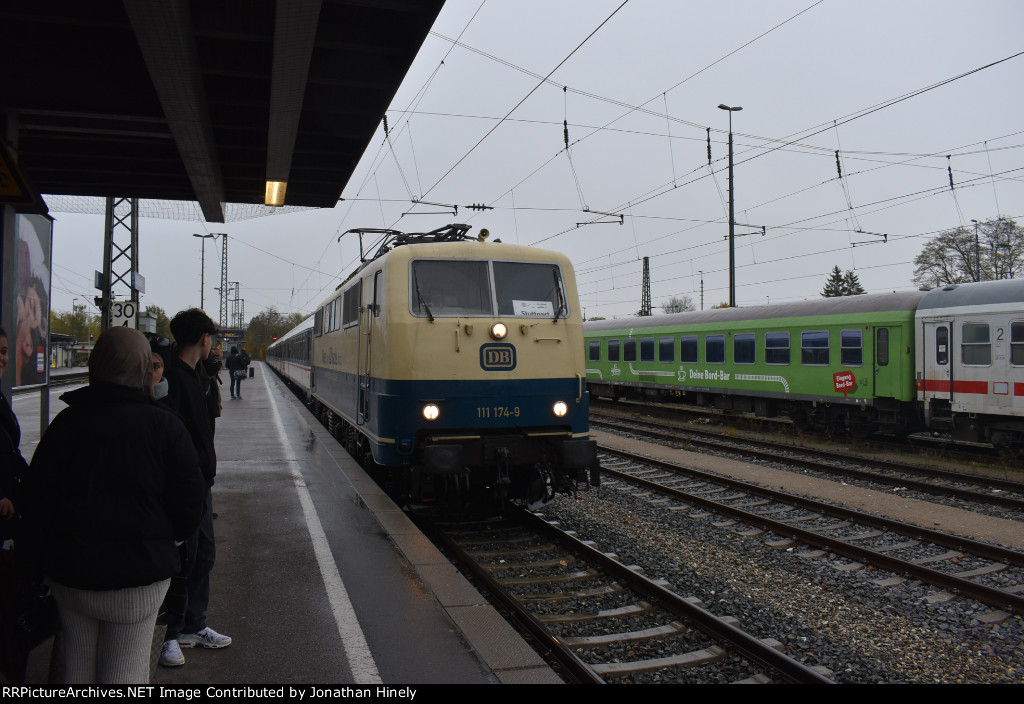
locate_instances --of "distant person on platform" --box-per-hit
[159,309,232,668]
[225,346,247,400]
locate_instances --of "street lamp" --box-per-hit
[193,233,217,309]
[719,104,742,307]
[971,219,980,281]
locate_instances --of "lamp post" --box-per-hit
[971,219,980,281]
[718,104,742,307]
[193,233,217,309]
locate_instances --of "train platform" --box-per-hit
[17,364,561,685]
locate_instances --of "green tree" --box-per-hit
[912,218,1023,288]
[245,307,305,360]
[842,270,865,295]
[144,305,172,338]
[822,266,866,297]
[821,266,846,297]
[50,306,99,343]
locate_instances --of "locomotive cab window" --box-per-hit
[734,333,755,364]
[841,329,863,367]
[588,339,601,362]
[801,331,829,366]
[765,332,790,365]
[411,260,491,316]
[1012,322,1024,366]
[494,261,567,318]
[372,271,383,317]
[961,323,991,366]
[342,286,360,329]
[411,259,567,318]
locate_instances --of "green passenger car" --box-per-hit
[584,291,926,436]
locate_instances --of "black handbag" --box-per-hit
[15,584,60,650]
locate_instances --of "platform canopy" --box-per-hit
[0,0,444,223]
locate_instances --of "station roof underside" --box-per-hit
[1,0,444,223]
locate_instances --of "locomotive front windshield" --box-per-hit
[411,259,567,318]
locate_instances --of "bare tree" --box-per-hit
[661,295,695,313]
[913,218,1022,288]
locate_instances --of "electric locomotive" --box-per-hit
[269,224,599,513]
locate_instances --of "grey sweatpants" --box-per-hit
[49,578,170,684]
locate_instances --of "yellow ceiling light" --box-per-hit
[265,180,287,206]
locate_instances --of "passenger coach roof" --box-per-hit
[584,290,926,332]
[271,314,314,346]
[917,279,1024,311]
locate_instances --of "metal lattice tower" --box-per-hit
[219,233,229,328]
[101,197,139,331]
[639,256,651,316]
[229,281,245,329]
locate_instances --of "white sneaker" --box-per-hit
[159,640,185,667]
[178,626,232,649]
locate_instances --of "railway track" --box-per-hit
[424,509,834,684]
[596,445,1024,616]
[591,398,1010,465]
[592,413,1024,515]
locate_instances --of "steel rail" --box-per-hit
[424,519,606,684]
[517,509,835,684]
[592,416,1024,511]
[599,445,1024,614]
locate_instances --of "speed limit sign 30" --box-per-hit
[111,300,138,328]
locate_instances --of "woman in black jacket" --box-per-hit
[26,327,205,683]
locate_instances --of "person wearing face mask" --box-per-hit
[146,333,173,400]
[23,327,205,683]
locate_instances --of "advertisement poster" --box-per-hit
[14,213,52,389]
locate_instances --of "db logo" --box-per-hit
[480,344,517,371]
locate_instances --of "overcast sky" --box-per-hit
[49,0,1024,325]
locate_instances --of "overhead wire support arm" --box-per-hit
[403,198,458,217]
[851,229,888,246]
[723,223,765,239]
[576,210,624,228]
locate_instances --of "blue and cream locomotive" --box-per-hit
[268,224,598,512]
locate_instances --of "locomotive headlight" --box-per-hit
[490,321,508,340]
[553,401,568,417]
[423,404,440,421]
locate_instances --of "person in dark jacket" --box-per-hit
[26,326,205,683]
[0,327,31,683]
[159,309,231,668]
[225,346,246,400]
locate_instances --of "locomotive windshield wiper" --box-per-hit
[414,279,434,322]
[552,267,567,323]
